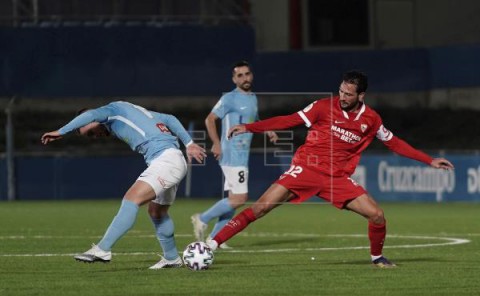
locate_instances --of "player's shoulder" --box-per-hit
[303,96,336,111]
[363,103,381,119]
[106,100,133,111]
[218,93,234,107]
[94,101,124,113]
[360,104,383,131]
[108,100,130,106]
[317,96,338,105]
[221,89,237,99]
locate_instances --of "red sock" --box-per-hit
[368,220,386,256]
[213,208,257,245]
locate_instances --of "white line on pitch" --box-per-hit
[0,234,470,257]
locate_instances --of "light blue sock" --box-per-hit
[200,198,234,224]
[151,215,178,260]
[98,199,139,251]
[210,208,236,238]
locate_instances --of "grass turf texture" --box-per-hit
[1,199,479,296]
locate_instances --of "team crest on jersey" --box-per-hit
[360,124,368,133]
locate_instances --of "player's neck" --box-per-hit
[236,87,252,94]
[351,102,363,113]
[342,101,363,113]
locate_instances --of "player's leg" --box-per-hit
[345,194,396,268]
[204,191,244,249]
[192,166,247,242]
[74,180,155,263]
[208,167,248,241]
[75,148,187,264]
[144,149,187,269]
[148,188,183,270]
[208,196,237,239]
[209,183,295,250]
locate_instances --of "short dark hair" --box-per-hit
[232,60,250,74]
[342,70,368,93]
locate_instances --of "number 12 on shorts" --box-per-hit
[283,165,303,178]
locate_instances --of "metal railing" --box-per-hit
[2,0,252,27]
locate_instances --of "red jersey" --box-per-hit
[246,96,432,177]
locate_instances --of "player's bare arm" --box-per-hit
[186,143,207,164]
[228,124,248,139]
[205,112,222,160]
[430,158,454,170]
[41,130,62,145]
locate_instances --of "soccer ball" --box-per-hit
[182,241,214,271]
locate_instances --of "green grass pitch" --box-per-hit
[1,199,479,295]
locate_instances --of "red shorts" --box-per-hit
[275,165,367,209]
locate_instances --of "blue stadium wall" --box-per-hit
[1,152,480,202]
[1,26,480,202]
[0,26,480,97]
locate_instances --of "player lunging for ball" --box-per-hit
[41,101,206,269]
[207,70,454,268]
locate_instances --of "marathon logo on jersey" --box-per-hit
[331,125,362,144]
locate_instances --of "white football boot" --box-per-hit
[74,244,112,263]
[191,213,208,241]
[149,256,183,270]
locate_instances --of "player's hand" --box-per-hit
[266,131,278,143]
[430,158,454,170]
[211,142,222,161]
[41,130,62,145]
[228,124,247,139]
[186,143,207,164]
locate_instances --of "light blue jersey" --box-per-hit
[212,88,258,166]
[58,101,192,165]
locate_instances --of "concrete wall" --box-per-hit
[414,0,480,47]
[250,0,290,51]
[251,0,480,50]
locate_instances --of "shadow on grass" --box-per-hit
[326,257,448,266]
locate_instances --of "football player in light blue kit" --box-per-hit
[41,101,206,269]
[191,61,277,247]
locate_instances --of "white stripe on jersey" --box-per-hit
[297,111,312,127]
[342,104,366,121]
[225,114,231,139]
[353,103,366,121]
[108,115,146,137]
[119,101,154,118]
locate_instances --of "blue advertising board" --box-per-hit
[351,154,479,202]
[1,152,480,202]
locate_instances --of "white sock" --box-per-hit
[371,254,383,261]
[206,239,218,251]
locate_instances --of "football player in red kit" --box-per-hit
[207,70,454,268]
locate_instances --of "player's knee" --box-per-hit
[148,207,168,220]
[148,208,161,219]
[369,209,385,224]
[252,202,274,218]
